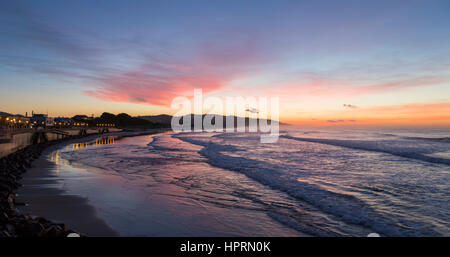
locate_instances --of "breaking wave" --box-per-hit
[282,135,450,165]
[176,134,443,236]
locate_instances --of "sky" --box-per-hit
[0,0,449,126]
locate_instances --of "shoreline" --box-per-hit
[16,148,120,236]
[0,129,164,237]
[13,131,305,237]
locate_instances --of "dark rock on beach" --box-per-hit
[0,137,86,237]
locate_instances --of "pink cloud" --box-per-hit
[83,71,227,106]
[356,76,449,95]
[265,75,450,100]
[83,31,266,107]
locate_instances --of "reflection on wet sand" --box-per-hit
[50,136,117,165]
[94,137,116,146]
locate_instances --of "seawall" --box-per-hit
[0,128,122,237]
[0,128,122,158]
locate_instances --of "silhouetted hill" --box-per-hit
[138,114,284,127]
[0,112,12,116]
[138,114,173,125]
[0,111,25,117]
[97,112,169,128]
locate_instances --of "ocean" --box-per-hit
[41,126,450,236]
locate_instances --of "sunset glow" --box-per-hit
[1,0,449,127]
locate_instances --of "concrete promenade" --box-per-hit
[0,128,122,158]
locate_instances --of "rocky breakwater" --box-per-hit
[0,141,79,237]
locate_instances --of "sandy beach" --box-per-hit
[13,130,164,237]
[13,132,305,237]
[15,151,119,236]
[8,128,449,237]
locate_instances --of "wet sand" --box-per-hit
[14,130,166,236]
[16,147,119,236]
